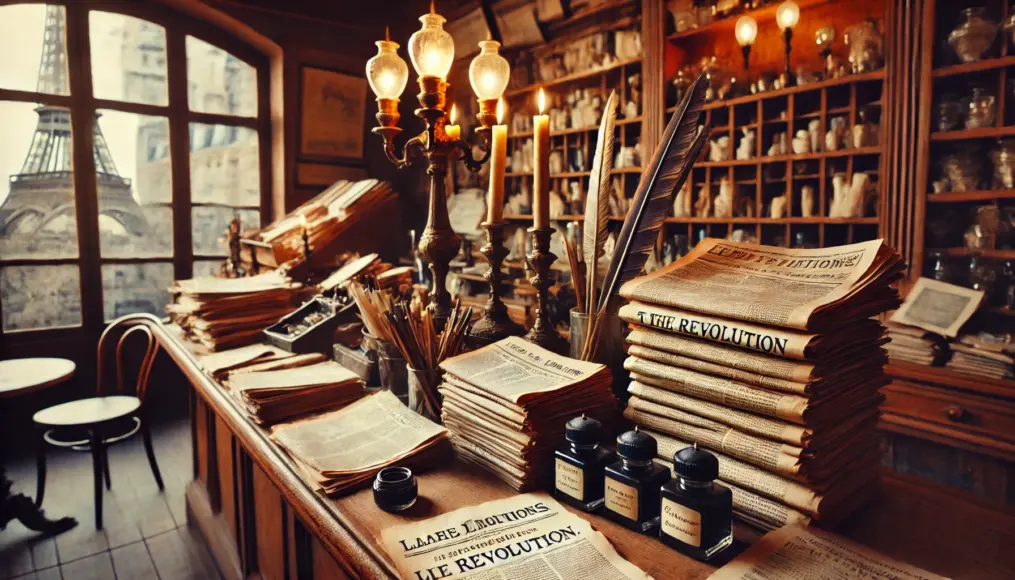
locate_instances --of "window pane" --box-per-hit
[102,262,172,321]
[190,124,259,205]
[1,265,81,331]
[95,109,172,258]
[192,206,258,256]
[186,36,257,117]
[193,259,224,278]
[0,101,78,259]
[0,5,69,95]
[90,12,168,106]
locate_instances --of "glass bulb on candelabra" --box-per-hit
[735,16,758,47]
[469,40,510,100]
[408,6,455,79]
[777,1,800,30]
[366,32,409,100]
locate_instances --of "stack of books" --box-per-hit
[884,323,940,367]
[437,337,617,491]
[225,360,364,424]
[616,239,902,531]
[272,391,450,496]
[242,179,396,269]
[167,270,306,351]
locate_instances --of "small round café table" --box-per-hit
[0,358,76,400]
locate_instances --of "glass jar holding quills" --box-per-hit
[948,7,998,63]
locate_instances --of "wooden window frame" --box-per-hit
[0,0,272,342]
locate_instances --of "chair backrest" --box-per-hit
[96,321,160,402]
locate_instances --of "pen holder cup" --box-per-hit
[407,365,442,422]
[376,340,408,402]
[569,309,629,402]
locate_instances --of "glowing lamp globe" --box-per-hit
[469,40,510,100]
[735,16,758,47]
[777,1,800,31]
[366,39,409,100]
[409,11,455,79]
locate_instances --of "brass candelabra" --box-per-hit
[372,80,496,328]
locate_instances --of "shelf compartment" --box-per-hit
[504,57,642,98]
[664,71,887,113]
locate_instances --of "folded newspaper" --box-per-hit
[618,239,900,531]
[379,493,650,580]
[271,391,450,496]
[438,337,618,491]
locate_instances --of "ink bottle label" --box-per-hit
[605,478,639,520]
[555,458,584,500]
[661,498,701,547]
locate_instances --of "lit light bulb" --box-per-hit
[365,30,408,100]
[776,0,800,30]
[537,88,546,114]
[496,98,505,124]
[735,16,758,47]
[408,8,455,79]
[469,40,510,100]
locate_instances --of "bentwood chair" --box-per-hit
[33,321,165,529]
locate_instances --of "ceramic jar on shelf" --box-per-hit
[965,87,997,129]
[948,7,998,63]
[941,152,982,192]
[845,19,884,73]
[990,139,1015,188]
[936,96,964,132]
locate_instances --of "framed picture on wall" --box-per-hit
[299,66,367,161]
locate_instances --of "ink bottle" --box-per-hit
[553,414,615,512]
[659,444,733,561]
[603,427,670,533]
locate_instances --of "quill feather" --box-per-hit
[582,91,617,314]
[593,73,708,317]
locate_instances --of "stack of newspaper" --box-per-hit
[437,337,617,491]
[167,270,306,351]
[272,391,450,496]
[948,334,1014,380]
[225,360,364,424]
[617,239,903,531]
[884,323,939,367]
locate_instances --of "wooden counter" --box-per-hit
[125,315,1015,579]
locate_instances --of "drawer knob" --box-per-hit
[943,406,965,422]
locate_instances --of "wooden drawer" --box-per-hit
[881,380,1015,461]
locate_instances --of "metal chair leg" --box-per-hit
[90,428,104,530]
[140,419,164,490]
[35,428,47,508]
[102,452,111,491]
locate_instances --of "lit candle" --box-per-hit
[533,88,550,229]
[445,103,461,141]
[487,98,507,223]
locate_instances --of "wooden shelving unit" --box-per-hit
[664,0,888,249]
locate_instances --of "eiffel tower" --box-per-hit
[0,5,147,241]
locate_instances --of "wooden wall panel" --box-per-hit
[215,416,239,553]
[195,399,209,485]
[312,537,354,580]
[252,464,287,580]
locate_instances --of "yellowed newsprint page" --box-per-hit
[379,493,651,580]
[708,525,949,580]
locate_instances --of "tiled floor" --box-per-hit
[0,419,220,579]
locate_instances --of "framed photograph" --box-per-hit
[299,67,367,161]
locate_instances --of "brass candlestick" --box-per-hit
[372,76,491,328]
[524,227,567,353]
[468,221,525,347]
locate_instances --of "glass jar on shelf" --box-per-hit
[948,7,998,63]
[925,250,961,284]
[941,151,982,192]
[845,19,884,73]
[990,139,1015,189]
[936,96,964,132]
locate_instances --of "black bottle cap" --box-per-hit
[616,427,657,461]
[674,443,719,482]
[565,414,602,445]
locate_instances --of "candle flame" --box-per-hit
[449,103,458,124]
[496,98,505,124]
[537,88,546,114]
[300,214,308,227]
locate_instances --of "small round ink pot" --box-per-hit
[373,466,418,512]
